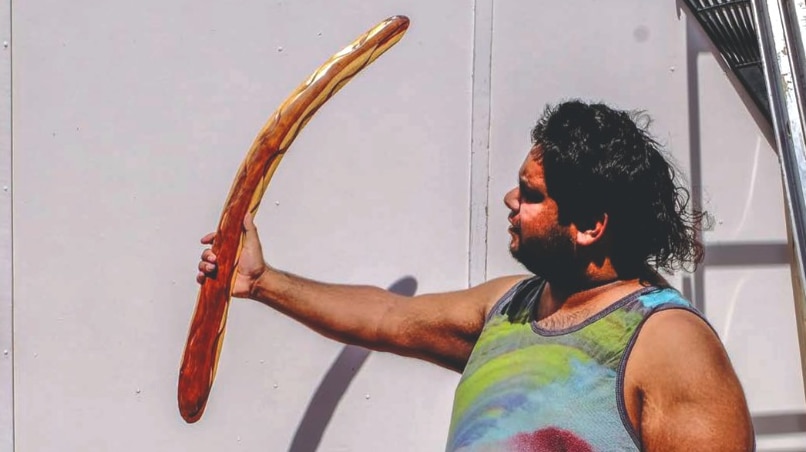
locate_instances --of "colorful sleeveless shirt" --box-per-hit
[446,276,699,451]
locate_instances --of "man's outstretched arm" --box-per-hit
[197,213,525,372]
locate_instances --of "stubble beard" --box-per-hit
[510,226,577,283]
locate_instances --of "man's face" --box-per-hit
[504,149,577,279]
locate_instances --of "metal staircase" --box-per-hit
[684,0,771,119]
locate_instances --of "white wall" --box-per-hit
[7,0,805,451]
[12,1,470,451]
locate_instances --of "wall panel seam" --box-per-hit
[1,0,12,449]
[468,0,494,287]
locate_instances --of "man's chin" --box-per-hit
[508,234,520,251]
[509,244,548,277]
[509,248,527,268]
[509,245,522,262]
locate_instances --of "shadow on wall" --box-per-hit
[287,276,418,452]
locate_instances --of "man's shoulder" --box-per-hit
[629,307,733,392]
[476,274,533,296]
[473,274,533,317]
[420,274,531,322]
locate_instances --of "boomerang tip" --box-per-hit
[179,393,206,424]
[389,15,410,30]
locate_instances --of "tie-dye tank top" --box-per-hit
[446,276,699,451]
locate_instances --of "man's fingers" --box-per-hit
[200,232,215,245]
[198,261,216,273]
[201,249,216,263]
[197,231,219,285]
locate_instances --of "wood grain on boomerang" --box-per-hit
[178,16,410,423]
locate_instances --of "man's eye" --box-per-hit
[521,190,542,203]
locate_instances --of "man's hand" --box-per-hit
[196,212,268,298]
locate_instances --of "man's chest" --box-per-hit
[446,315,641,451]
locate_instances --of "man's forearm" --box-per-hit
[247,267,404,350]
[244,267,513,372]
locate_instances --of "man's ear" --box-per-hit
[574,212,608,247]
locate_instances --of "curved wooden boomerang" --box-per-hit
[178,16,410,423]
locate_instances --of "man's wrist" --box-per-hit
[249,264,282,301]
[248,265,272,300]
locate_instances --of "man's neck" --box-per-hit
[535,276,643,330]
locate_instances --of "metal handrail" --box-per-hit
[751,0,806,398]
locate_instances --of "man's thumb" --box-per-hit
[242,212,260,244]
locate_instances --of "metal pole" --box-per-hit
[752,0,806,398]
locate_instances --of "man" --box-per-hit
[197,101,754,451]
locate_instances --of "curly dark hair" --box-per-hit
[531,100,705,276]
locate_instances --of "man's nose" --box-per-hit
[504,187,519,211]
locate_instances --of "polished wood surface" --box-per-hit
[178,16,410,423]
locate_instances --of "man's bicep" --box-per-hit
[385,275,527,371]
[409,274,527,323]
[632,309,754,451]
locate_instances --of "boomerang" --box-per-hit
[178,15,410,423]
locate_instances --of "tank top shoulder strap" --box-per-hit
[486,276,545,323]
[624,285,708,325]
